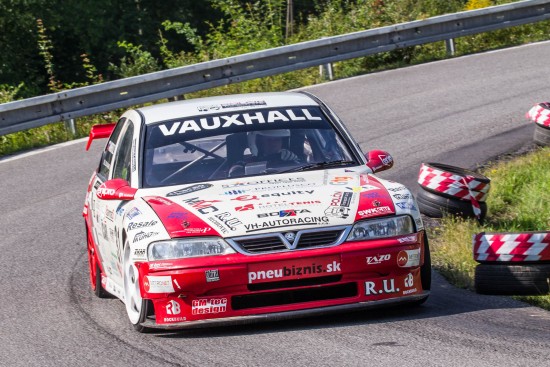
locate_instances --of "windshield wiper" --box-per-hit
[281,160,357,173]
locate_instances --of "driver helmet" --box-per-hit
[247,129,290,156]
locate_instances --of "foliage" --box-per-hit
[109,41,161,78]
[3,0,550,156]
[428,146,550,309]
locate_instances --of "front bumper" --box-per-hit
[137,232,428,328]
[141,292,429,330]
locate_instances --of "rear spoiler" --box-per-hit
[85,123,116,150]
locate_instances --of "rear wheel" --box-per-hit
[123,242,152,332]
[86,226,108,298]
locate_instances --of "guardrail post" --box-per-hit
[319,63,334,81]
[64,118,76,136]
[446,38,456,56]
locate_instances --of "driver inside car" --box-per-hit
[228,129,300,177]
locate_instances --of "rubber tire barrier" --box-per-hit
[418,163,491,201]
[416,189,487,220]
[534,123,550,146]
[474,264,550,295]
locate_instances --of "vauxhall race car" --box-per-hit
[83,91,431,332]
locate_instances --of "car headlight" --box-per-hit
[346,215,414,242]
[148,237,236,261]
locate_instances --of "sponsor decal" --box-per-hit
[166,300,181,315]
[325,191,353,219]
[235,204,255,212]
[149,262,176,270]
[257,209,311,218]
[127,220,158,231]
[144,275,175,293]
[163,316,186,323]
[182,227,212,234]
[330,176,353,185]
[361,192,383,199]
[402,273,417,295]
[205,269,220,283]
[393,194,411,200]
[258,200,321,210]
[358,206,393,218]
[105,208,115,221]
[149,197,174,206]
[345,185,379,192]
[222,177,305,188]
[213,212,242,231]
[93,180,102,190]
[244,216,330,232]
[192,298,228,315]
[133,231,159,243]
[324,206,350,219]
[365,278,399,295]
[231,195,259,201]
[167,211,188,219]
[387,186,407,192]
[379,154,393,166]
[159,108,321,136]
[116,206,125,216]
[197,100,266,111]
[133,248,147,261]
[247,256,341,284]
[131,139,137,172]
[126,207,142,220]
[395,202,418,211]
[182,197,220,214]
[97,186,115,199]
[222,190,247,195]
[397,249,421,267]
[366,254,391,265]
[397,235,417,243]
[167,183,213,197]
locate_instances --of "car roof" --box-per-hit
[136,92,319,124]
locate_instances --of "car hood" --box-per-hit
[139,168,421,238]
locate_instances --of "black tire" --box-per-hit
[420,232,431,292]
[474,264,550,295]
[94,261,109,299]
[534,123,550,146]
[416,189,487,220]
[133,300,155,333]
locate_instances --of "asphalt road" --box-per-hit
[1,41,550,367]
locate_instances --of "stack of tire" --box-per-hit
[473,231,550,295]
[416,163,491,221]
[526,102,550,146]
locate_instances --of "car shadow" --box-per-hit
[154,270,536,339]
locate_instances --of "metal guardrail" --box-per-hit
[1,0,550,136]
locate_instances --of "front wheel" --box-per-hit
[123,242,153,332]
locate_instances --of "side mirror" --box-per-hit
[96,179,137,200]
[365,150,394,173]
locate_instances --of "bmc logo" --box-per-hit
[257,209,310,218]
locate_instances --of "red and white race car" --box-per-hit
[83,91,430,332]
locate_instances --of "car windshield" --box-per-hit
[142,106,358,187]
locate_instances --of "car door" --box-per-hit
[91,118,134,285]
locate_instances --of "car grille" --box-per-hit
[227,226,351,254]
[232,282,358,310]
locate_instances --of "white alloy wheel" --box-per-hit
[124,242,143,325]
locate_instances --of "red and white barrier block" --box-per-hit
[526,102,550,128]
[473,231,550,262]
[418,163,490,219]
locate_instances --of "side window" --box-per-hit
[112,121,135,184]
[98,118,126,179]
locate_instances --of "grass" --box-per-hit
[427,145,550,310]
